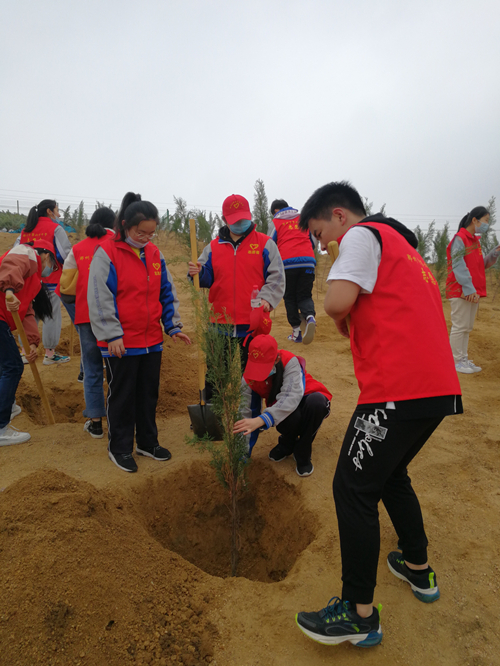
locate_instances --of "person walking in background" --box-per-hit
[446,206,500,374]
[59,207,115,439]
[295,181,462,648]
[188,194,285,398]
[270,199,317,344]
[88,192,191,473]
[17,199,72,364]
[0,240,55,446]
[234,334,331,477]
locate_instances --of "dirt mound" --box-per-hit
[0,470,217,666]
[135,460,316,581]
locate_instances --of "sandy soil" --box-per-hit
[1,231,499,666]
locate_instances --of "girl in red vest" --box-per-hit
[233,334,331,477]
[88,193,191,473]
[17,199,72,364]
[60,207,116,439]
[0,241,55,446]
[445,206,500,374]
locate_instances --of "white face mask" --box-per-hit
[125,235,149,249]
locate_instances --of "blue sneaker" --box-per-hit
[296,597,383,647]
[302,315,316,345]
[287,330,302,343]
[387,551,440,603]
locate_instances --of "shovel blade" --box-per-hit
[187,403,223,441]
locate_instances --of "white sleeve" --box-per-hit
[326,226,382,294]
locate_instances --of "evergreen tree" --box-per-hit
[432,223,450,288]
[481,195,499,254]
[414,221,435,264]
[252,179,271,234]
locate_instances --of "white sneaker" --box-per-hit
[10,403,22,420]
[0,425,31,446]
[466,359,482,373]
[43,353,70,365]
[455,360,475,374]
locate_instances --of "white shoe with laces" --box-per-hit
[465,359,482,373]
[10,403,22,420]
[455,360,475,374]
[0,425,31,446]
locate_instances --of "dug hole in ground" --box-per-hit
[0,231,499,666]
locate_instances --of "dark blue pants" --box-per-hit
[0,321,24,429]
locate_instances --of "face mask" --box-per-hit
[268,366,276,377]
[229,220,252,235]
[125,235,149,249]
[41,265,53,278]
[476,222,489,235]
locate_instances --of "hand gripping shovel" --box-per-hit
[6,292,56,425]
[187,219,223,440]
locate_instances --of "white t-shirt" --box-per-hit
[326,226,382,293]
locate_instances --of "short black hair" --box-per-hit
[299,181,366,231]
[270,199,288,215]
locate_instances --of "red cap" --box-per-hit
[222,194,252,226]
[244,335,278,382]
[27,239,56,257]
[249,305,273,336]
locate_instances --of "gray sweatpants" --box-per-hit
[41,290,62,350]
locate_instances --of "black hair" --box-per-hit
[267,358,284,406]
[24,199,58,233]
[86,207,116,239]
[270,199,289,215]
[299,181,366,231]
[458,206,489,231]
[114,192,159,242]
[32,283,53,321]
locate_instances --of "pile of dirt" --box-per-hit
[0,470,218,666]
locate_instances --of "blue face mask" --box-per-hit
[268,366,276,377]
[41,265,53,278]
[229,219,252,235]
[476,222,489,235]
[125,235,149,249]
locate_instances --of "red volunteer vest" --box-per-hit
[273,214,315,262]
[445,228,486,298]
[20,217,63,285]
[96,239,163,349]
[74,231,115,325]
[246,349,332,405]
[339,222,460,404]
[209,229,268,325]
[0,250,42,330]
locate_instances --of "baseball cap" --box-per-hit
[244,334,278,382]
[222,194,252,226]
[249,305,273,337]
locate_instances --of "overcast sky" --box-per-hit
[1,0,499,230]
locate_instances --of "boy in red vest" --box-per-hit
[294,181,462,648]
[188,194,285,397]
[233,334,331,476]
[270,200,317,344]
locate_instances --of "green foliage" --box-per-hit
[481,195,499,254]
[432,223,450,288]
[188,287,248,575]
[161,196,221,247]
[0,210,26,231]
[70,201,88,230]
[252,179,271,234]
[414,221,435,264]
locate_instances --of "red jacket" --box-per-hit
[340,222,460,404]
[247,349,332,404]
[208,229,268,325]
[20,217,62,285]
[445,228,487,298]
[73,231,114,325]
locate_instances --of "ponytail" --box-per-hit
[24,199,58,233]
[458,205,489,231]
[86,206,116,239]
[32,284,54,321]
[114,192,159,242]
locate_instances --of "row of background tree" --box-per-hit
[1,183,498,271]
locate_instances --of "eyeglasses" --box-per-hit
[134,231,157,240]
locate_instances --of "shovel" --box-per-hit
[6,292,56,425]
[187,218,223,440]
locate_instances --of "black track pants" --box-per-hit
[283,267,315,329]
[276,392,330,466]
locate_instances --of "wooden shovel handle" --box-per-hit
[189,218,206,402]
[5,292,56,425]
